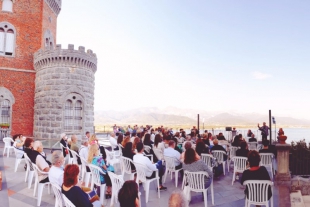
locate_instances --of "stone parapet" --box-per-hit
[44,0,62,16]
[34,44,97,73]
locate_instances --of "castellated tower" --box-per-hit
[33,44,97,139]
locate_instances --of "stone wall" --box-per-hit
[33,44,97,139]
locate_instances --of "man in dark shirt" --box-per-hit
[211,139,227,160]
[259,140,273,153]
[217,133,226,141]
[248,134,257,142]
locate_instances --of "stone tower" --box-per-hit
[33,44,97,139]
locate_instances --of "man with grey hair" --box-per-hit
[169,189,188,207]
[31,141,50,183]
[48,151,64,186]
[79,139,89,162]
[109,132,118,150]
[70,134,79,152]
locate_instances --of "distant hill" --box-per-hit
[94,107,310,127]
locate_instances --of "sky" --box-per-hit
[57,1,310,119]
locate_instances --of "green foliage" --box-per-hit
[290,139,310,175]
[0,123,10,127]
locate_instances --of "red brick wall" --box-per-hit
[0,0,43,70]
[0,70,35,136]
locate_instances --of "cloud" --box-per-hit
[252,71,272,80]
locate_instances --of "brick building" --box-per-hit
[0,0,97,139]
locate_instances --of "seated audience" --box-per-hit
[118,180,140,207]
[183,148,213,188]
[48,151,64,186]
[70,134,79,152]
[172,137,182,154]
[217,132,226,141]
[143,134,154,148]
[123,142,136,170]
[62,164,101,207]
[13,134,25,158]
[109,132,118,150]
[89,134,106,160]
[88,144,114,198]
[24,137,34,158]
[259,140,274,154]
[153,134,165,160]
[164,140,182,175]
[195,139,209,156]
[180,141,200,162]
[241,151,272,200]
[132,137,140,153]
[117,133,124,146]
[232,134,242,147]
[210,139,227,160]
[122,136,131,148]
[247,129,253,137]
[60,133,68,157]
[236,141,249,158]
[248,134,257,142]
[202,133,210,146]
[133,142,167,191]
[168,189,188,207]
[85,131,91,140]
[79,139,89,162]
[32,141,50,183]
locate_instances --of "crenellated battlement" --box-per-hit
[45,0,62,16]
[34,44,97,73]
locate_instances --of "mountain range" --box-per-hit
[94,106,310,127]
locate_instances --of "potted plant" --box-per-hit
[0,123,10,129]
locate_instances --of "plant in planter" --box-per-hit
[0,123,10,129]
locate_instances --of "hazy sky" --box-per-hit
[57,1,310,119]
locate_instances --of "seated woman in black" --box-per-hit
[62,164,101,207]
[143,134,153,148]
[123,142,136,170]
[232,135,242,147]
[241,150,272,200]
[202,133,210,146]
[195,139,209,156]
[118,180,140,207]
[236,141,249,157]
[172,138,182,154]
[60,133,68,157]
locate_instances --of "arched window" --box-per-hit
[0,100,10,125]
[0,22,16,56]
[44,29,54,49]
[2,0,13,12]
[63,94,83,133]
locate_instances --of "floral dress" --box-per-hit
[91,156,114,184]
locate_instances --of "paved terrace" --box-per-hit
[0,142,280,207]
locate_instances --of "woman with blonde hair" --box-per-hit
[88,144,113,198]
[88,134,107,160]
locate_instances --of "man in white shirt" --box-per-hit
[164,140,183,176]
[79,139,89,162]
[48,151,64,186]
[109,132,118,150]
[133,142,167,191]
[33,141,50,183]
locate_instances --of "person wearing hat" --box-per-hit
[60,133,68,157]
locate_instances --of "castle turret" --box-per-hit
[33,44,97,139]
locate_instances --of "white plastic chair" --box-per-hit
[108,171,124,207]
[143,145,153,162]
[32,164,51,206]
[243,180,273,207]
[182,170,214,206]
[111,142,120,158]
[50,182,64,207]
[62,194,76,207]
[119,156,136,180]
[88,164,106,205]
[212,150,227,175]
[163,156,182,187]
[248,142,258,151]
[259,153,274,179]
[153,147,163,161]
[60,143,70,164]
[2,137,14,157]
[80,157,91,187]
[13,147,25,172]
[68,149,80,165]
[231,157,248,185]
[24,153,35,189]
[133,162,160,203]
[105,149,120,167]
[201,154,214,169]
[228,146,239,172]
[117,144,124,156]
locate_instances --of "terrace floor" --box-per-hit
[0,142,280,207]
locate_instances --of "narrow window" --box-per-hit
[0,28,4,54]
[74,101,82,131]
[2,0,13,12]
[5,29,14,55]
[0,100,10,126]
[64,100,73,131]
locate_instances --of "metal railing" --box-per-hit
[0,128,11,140]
